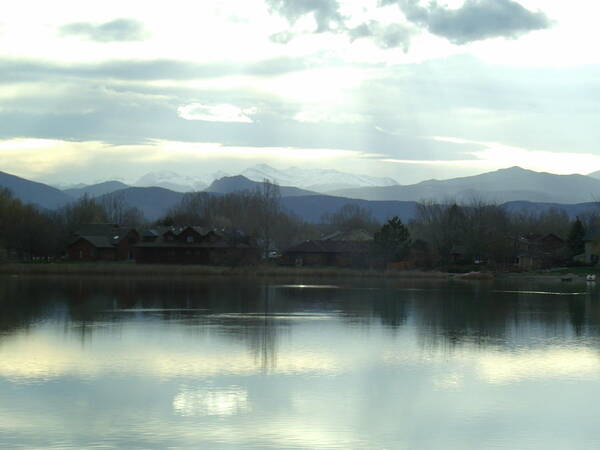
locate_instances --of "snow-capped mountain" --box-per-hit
[240,164,399,192]
[134,171,229,192]
[53,166,398,194]
[51,182,89,190]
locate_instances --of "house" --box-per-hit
[281,230,373,267]
[449,244,467,264]
[67,224,139,261]
[134,226,259,265]
[516,233,568,269]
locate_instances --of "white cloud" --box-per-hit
[0,138,379,184]
[177,103,258,123]
[433,136,600,175]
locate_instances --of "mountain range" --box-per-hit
[5,166,600,222]
[329,167,600,203]
[57,164,400,195]
[239,164,398,192]
[204,175,316,197]
[0,171,71,209]
[64,181,130,199]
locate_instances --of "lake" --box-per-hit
[1,275,600,449]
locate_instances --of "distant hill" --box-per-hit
[8,167,600,225]
[95,186,415,223]
[0,171,72,209]
[329,167,600,204]
[588,170,600,180]
[98,187,184,220]
[64,181,130,199]
[281,195,419,223]
[284,198,600,224]
[502,200,600,219]
[205,175,316,197]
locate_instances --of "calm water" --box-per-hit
[1,275,600,449]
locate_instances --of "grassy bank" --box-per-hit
[0,262,452,279]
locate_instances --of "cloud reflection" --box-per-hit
[0,328,342,382]
[478,348,600,384]
[173,385,250,417]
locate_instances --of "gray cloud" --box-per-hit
[269,31,296,44]
[266,0,344,32]
[266,0,415,50]
[0,71,482,162]
[382,0,551,44]
[2,54,600,166]
[349,22,414,51]
[0,56,312,83]
[59,18,148,42]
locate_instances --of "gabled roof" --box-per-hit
[72,235,114,248]
[135,226,256,249]
[143,229,160,237]
[321,229,373,242]
[520,233,565,244]
[70,223,138,248]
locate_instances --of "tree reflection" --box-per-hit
[1,276,599,358]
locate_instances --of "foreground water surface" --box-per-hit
[1,275,600,449]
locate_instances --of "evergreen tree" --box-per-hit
[374,216,411,263]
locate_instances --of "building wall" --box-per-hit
[135,247,210,265]
[68,240,116,261]
[115,231,140,260]
[135,246,259,265]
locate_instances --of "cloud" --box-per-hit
[2,54,599,167]
[383,0,551,44]
[177,103,258,123]
[269,31,296,44]
[59,18,149,43]
[266,0,415,49]
[265,0,344,32]
[0,56,309,83]
[349,21,414,51]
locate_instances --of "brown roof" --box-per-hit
[135,241,253,249]
[72,235,115,249]
[321,229,373,241]
[69,223,138,249]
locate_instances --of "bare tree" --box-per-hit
[321,203,379,233]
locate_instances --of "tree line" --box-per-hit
[0,189,144,260]
[0,182,595,267]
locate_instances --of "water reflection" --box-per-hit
[2,277,600,366]
[2,276,600,449]
[173,385,250,417]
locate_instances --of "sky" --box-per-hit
[2,0,600,185]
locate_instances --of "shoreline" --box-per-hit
[0,263,595,282]
[0,263,452,279]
